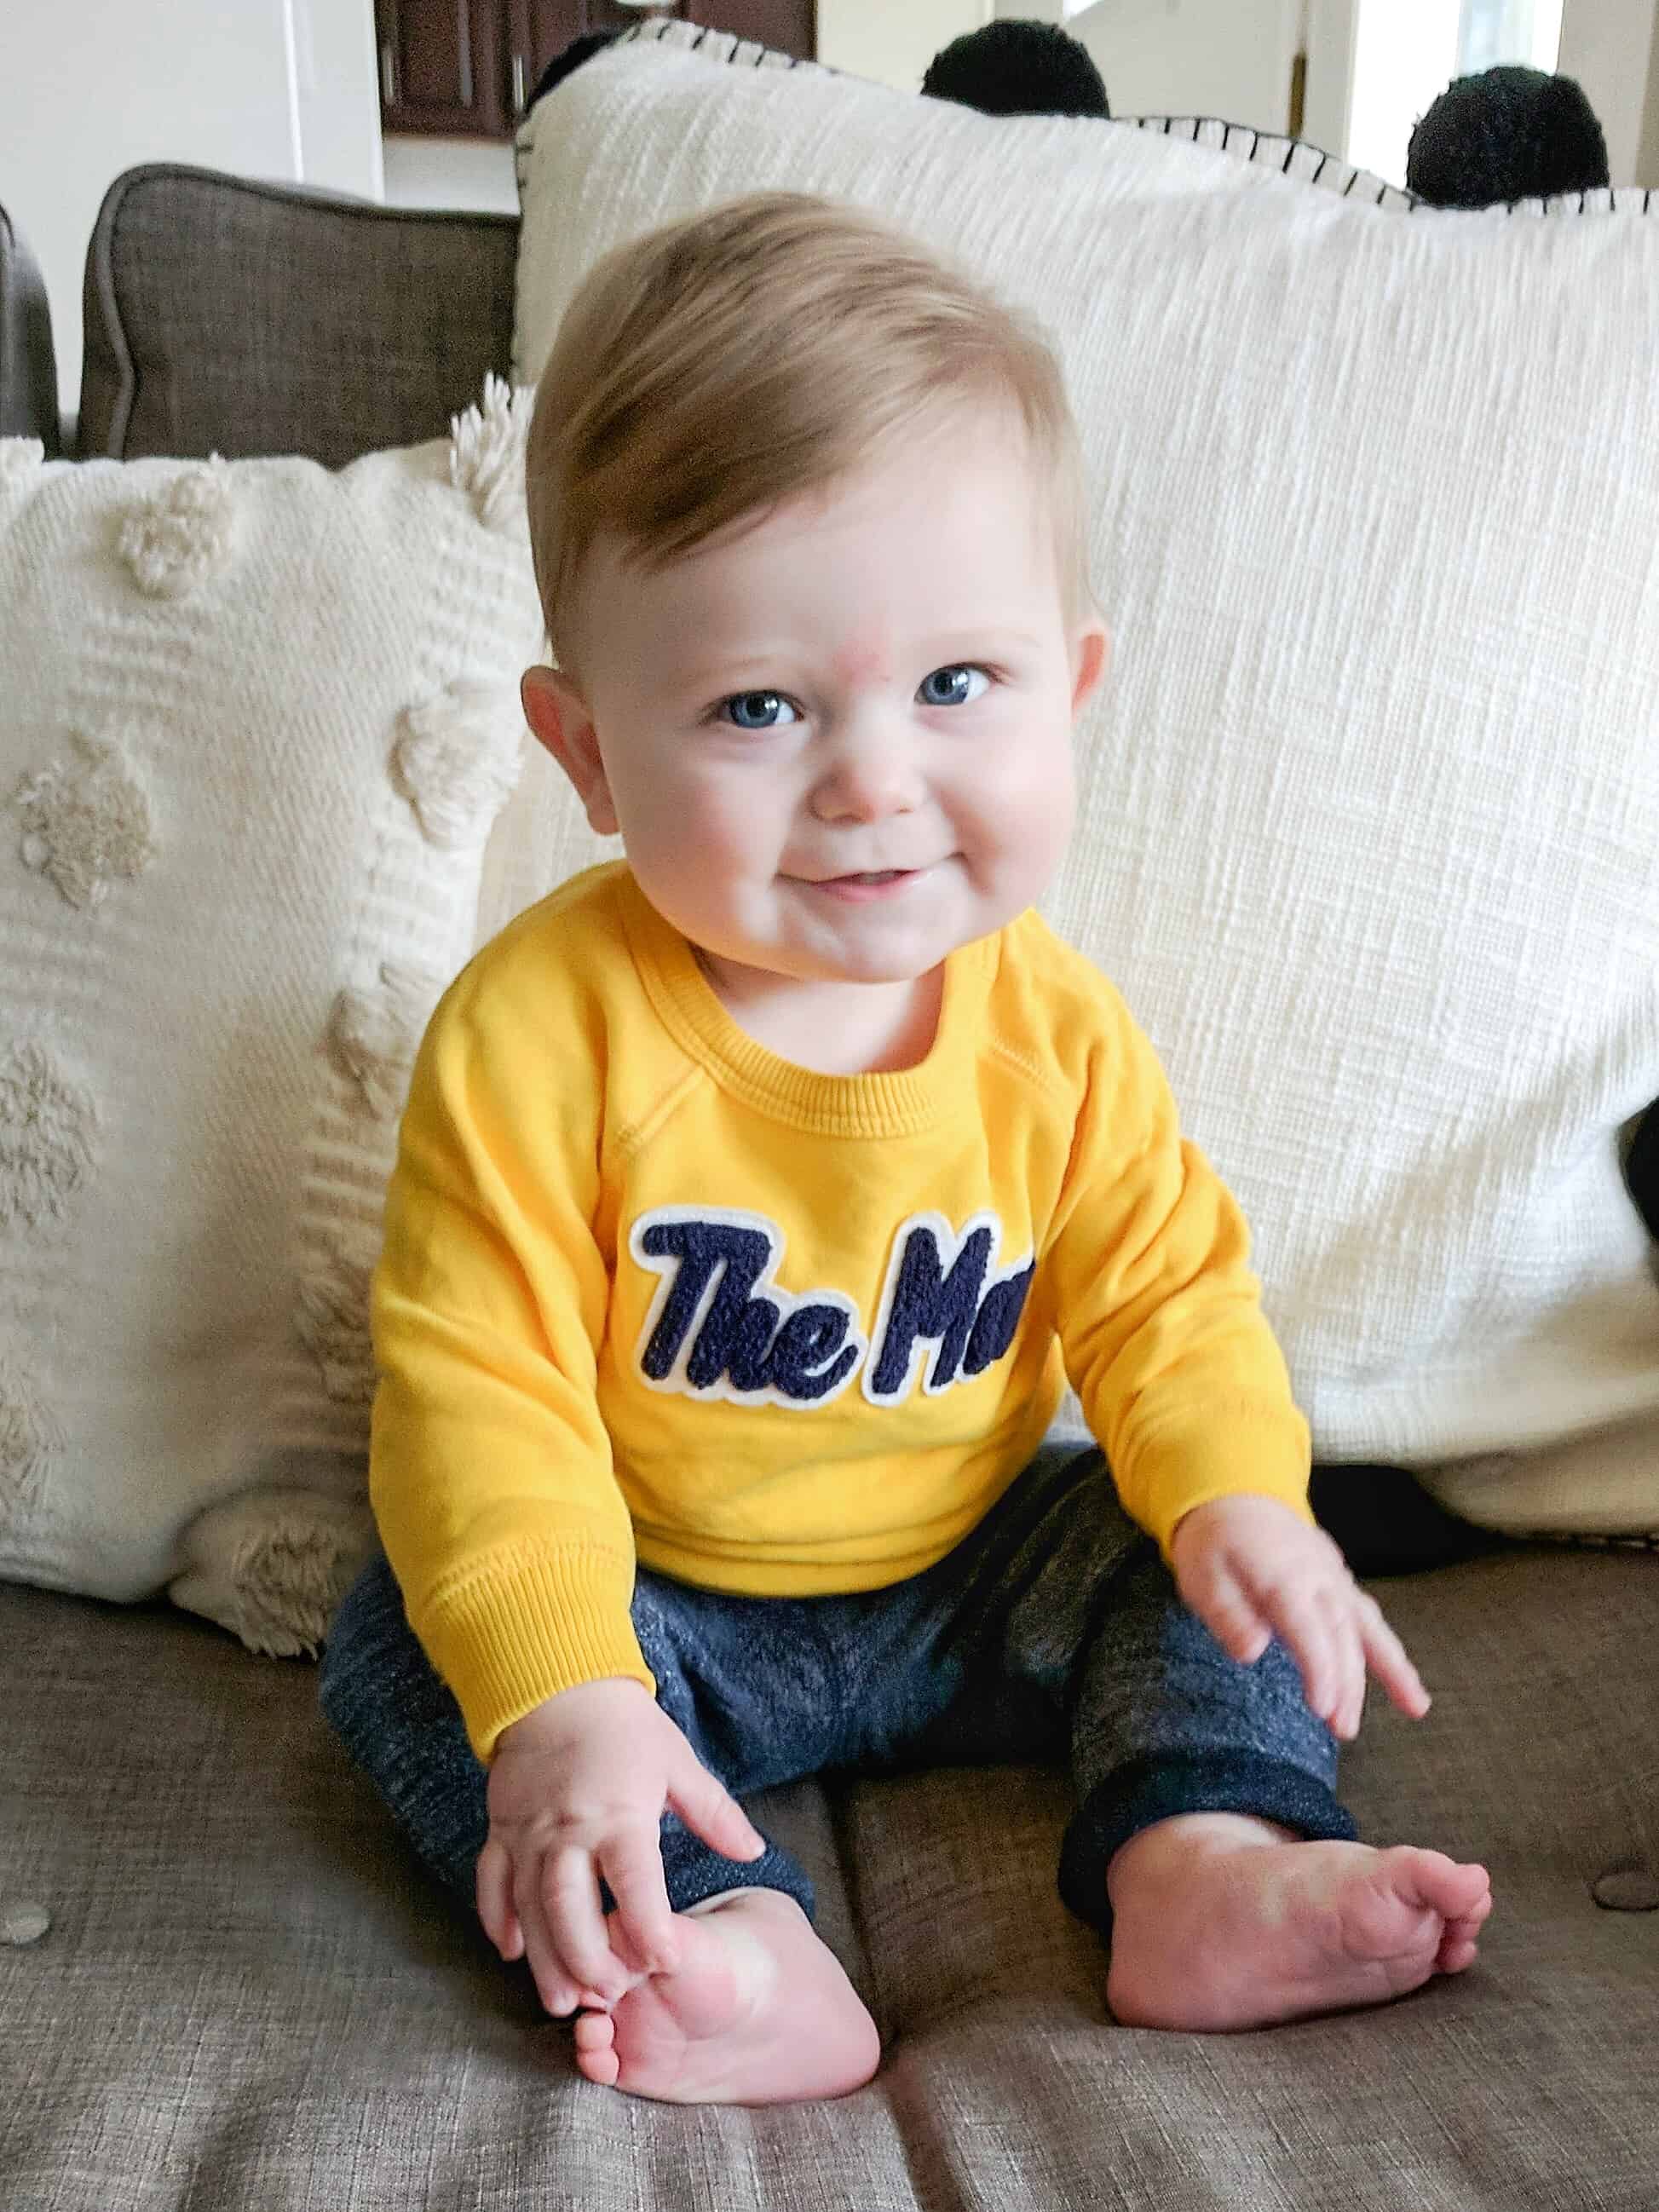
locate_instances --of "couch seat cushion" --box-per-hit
[4,1551,1656,2209]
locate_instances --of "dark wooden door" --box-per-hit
[511,1,815,112]
[376,0,512,136]
[688,1,813,60]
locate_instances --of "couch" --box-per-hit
[3,136,1658,2212]
[0,199,60,454]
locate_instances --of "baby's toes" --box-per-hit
[1420,1852,1490,1916]
[1338,1849,1476,1966]
[1380,1847,1489,1927]
[1436,1930,1480,1973]
[1436,1892,1494,1974]
[573,2008,622,2087]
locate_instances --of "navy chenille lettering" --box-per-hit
[868,1222,994,1398]
[631,1207,1031,1406]
[637,1220,769,1382]
[636,1215,861,1402]
[964,1261,1035,1375]
[767,1303,858,1400]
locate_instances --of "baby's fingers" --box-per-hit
[475,1835,522,1961]
[1183,1560,1273,1668]
[1325,1596,1367,1741]
[1259,1582,1345,1728]
[601,1831,680,1976]
[480,1840,586,2014]
[666,1752,768,1868]
[1357,1593,1431,1719]
[540,1845,629,2009]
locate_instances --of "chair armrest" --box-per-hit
[0,201,62,454]
[79,164,518,465]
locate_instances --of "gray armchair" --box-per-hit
[0,199,61,454]
[78,165,518,467]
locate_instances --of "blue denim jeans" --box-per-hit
[320,1442,1355,1938]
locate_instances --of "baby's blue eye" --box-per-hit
[720,691,798,730]
[918,665,990,708]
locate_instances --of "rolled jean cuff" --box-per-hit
[1057,1750,1358,1935]
[638,1820,816,1924]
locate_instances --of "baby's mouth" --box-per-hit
[792,865,928,903]
[793,865,925,884]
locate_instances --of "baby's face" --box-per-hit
[529,406,1107,998]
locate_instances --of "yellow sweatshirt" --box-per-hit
[370,861,1313,1760]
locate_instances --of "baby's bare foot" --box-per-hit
[570,1887,880,2105]
[1104,1812,1493,2031]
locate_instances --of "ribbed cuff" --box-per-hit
[1058,1750,1358,1936]
[651,1821,816,1922]
[1115,1406,1315,1559]
[416,1543,654,1760]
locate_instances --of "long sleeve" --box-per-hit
[1043,1001,1312,1558]
[369,950,654,1762]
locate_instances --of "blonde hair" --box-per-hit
[525,191,1093,672]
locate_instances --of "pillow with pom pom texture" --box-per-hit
[0,388,567,1655]
[506,25,1659,1545]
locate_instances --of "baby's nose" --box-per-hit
[809,723,924,821]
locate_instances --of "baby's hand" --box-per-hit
[1169,1495,1431,1741]
[474,1678,765,2016]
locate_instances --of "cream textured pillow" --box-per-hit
[508,28,1659,1529]
[0,391,546,1650]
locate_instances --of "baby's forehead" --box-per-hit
[642,408,1053,566]
[562,401,1080,678]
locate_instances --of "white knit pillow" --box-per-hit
[508,30,1659,1532]
[0,391,546,1651]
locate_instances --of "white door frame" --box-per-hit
[1302,0,1361,154]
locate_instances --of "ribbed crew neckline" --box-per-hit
[615,867,996,1138]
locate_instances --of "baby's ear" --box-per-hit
[521,665,619,836]
[1070,621,1110,717]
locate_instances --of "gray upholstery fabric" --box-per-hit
[4,1549,1656,2210]
[78,166,516,464]
[0,199,61,453]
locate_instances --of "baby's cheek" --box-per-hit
[987,760,1074,868]
[649,780,752,862]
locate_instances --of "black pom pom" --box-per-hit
[1627,1103,1659,1241]
[530,32,621,111]
[922,20,1111,120]
[1406,66,1610,207]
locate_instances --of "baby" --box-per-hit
[320,192,1492,2108]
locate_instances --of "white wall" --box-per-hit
[291,0,383,203]
[1559,0,1659,185]
[818,0,991,89]
[382,137,518,213]
[1346,0,1461,181]
[1067,0,1302,137]
[1,0,380,425]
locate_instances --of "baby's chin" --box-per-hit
[701,942,946,993]
[683,883,1022,994]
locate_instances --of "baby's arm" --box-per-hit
[476,1679,765,2014]
[1046,1009,1316,1547]
[371,952,653,1758]
[1170,1494,1429,1738]
[1046,991,1431,1732]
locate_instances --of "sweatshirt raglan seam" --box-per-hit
[615,1058,711,1163]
